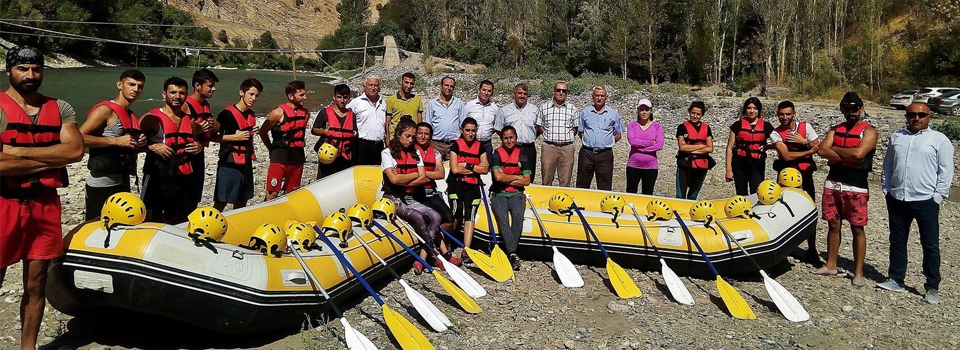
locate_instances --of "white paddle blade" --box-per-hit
[760,271,810,322]
[552,246,584,288]
[438,259,487,298]
[400,279,452,332]
[660,259,695,306]
[339,318,379,350]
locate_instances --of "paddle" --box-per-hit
[369,222,482,314]
[313,226,436,350]
[479,186,514,279]
[386,221,488,298]
[524,195,583,288]
[288,242,378,350]
[568,200,642,299]
[707,218,809,322]
[625,203,694,305]
[441,229,512,282]
[351,230,453,332]
[673,211,756,320]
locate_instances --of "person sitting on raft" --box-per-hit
[489,125,532,270]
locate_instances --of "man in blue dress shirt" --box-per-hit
[425,76,465,161]
[576,86,623,191]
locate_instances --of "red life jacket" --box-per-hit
[271,104,308,149]
[224,104,257,165]
[493,146,524,193]
[185,96,213,146]
[416,143,438,190]
[146,107,194,176]
[734,118,766,160]
[679,121,710,169]
[773,121,815,171]
[87,100,141,175]
[322,106,355,160]
[452,138,482,185]
[384,149,420,195]
[0,93,68,191]
[829,121,874,168]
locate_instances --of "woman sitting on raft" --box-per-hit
[490,126,532,270]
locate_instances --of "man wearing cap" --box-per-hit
[425,76,465,160]
[463,79,499,157]
[537,81,578,187]
[0,46,84,350]
[814,92,878,288]
[349,76,387,165]
[877,102,954,304]
[576,86,623,191]
[494,83,541,179]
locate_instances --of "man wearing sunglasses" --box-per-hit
[876,103,954,304]
[537,82,578,187]
[815,92,878,288]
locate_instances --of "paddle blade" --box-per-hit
[466,248,513,282]
[760,270,810,322]
[432,271,482,313]
[382,305,436,350]
[551,246,583,288]
[490,246,515,281]
[339,318,379,350]
[715,276,756,320]
[399,279,452,332]
[606,259,642,299]
[438,259,487,298]
[660,259,695,306]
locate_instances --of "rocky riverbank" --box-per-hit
[1,66,958,349]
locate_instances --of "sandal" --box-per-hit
[460,250,471,264]
[413,261,424,275]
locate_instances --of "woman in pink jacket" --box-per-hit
[625,99,664,195]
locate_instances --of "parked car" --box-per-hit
[890,90,918,109]
[927,90,960,115]
[914,87,960,103]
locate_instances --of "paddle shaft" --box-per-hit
[627,205,666,261]
[371,221,433,270]
[440,228,467,248]
[524,195,559,247]
[570,201,611,259]
[313,226,386,306]
[479,186,501,246]
[712,220,764,272]
[673,211,720,277]
[288,244,346,318]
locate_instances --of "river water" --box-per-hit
[0,67,334,123]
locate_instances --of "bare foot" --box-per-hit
[812,266,839,276]
[851,275,866,288]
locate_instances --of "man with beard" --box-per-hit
[212,78,262,211]
[80,69,147,220]
[312,84,356,179]
[183,68,219,211]
[260,80,309,200]
[769,100,821,263]
[385,72,423,138]
[140,77,202,224]
[0,46,84,350]
[814,92,878,288]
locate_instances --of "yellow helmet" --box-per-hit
[645,199,674,221]
[548,193,574,215]
[283,219,301,231]
[777,168,802,188]
[100,192,146,230]
[689,201,718,222]
[346,203,374,229]
[756,179,782,205]
[322,212,352,239]
[285,222,317,252]
[185,206,228,242]
[371,198,397,222]
[249,223,287,257]
[317,143,339,165]
[724,196,754,219]
[600,194,626,216]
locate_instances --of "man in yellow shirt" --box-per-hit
[385,72,424,138]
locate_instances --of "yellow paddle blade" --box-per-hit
[490,246,515,281]
[382,304,436,350]
[466,248,512,282]
[433,270,482,314]
[606,259,642,299]
[716,276,756,320]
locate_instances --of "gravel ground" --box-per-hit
[2,66,959,349]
